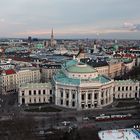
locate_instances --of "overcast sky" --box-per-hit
[0,0,140,39]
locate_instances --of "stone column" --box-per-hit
[55,85,58,105]
[63,88,66,107]
[92,91,94,109]
[77,88,81,110]
[69,89,72,108]
[98,90,101,108]
[85,91,88,109]
[111,86,114,102]
[103,90,106,105]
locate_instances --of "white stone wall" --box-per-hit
[55,85,78,109]
[55,81,114,110]
[18,86,52,105]
[114,80,140,99]
[1,74,17,94]
[96,66,109,76]
[41,68,59,82]
[17,69,40,86]
[0,68,40,94]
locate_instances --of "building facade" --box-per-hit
[17,59,140,110]
[0,69,17,94]
[0,67,40,94]
[41,64,61,82]
[18,83,52,105]
[108,61,122,78]
[53,59,114,110]
[114,80,140,99]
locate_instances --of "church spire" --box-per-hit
[51,28,54,39]
[51,28,54,47]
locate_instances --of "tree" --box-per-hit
[0,115,40,140]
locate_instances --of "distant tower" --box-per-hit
[50,28,54,47]
[28,36,32,46]
[93,40,98,53]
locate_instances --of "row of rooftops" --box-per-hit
[81,58,108,67]
[80,57,133,67]
[41,64,61,69]
[0,66,39,76]
[0,69,16,75]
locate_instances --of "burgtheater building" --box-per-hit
[53,59,114,110]
[18,59,140,110]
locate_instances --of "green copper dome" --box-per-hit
[67,62,97,73]
[36,44,44,49]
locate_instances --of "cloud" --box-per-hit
[11,22,26,25]
[123,22,140,31]
[15,26,132,38]
[0,18,5,22]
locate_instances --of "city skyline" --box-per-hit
[0,0,140,39]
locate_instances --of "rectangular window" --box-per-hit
[34,90,36,95]
[88,94,91,100]
[126,87,128,91]
[66,100,69,106]
[61,99,63,105]
[43,90,45,95]
[50,90,52,94]
[94,93,98,99]
[66,93,69,98]
[38,90,41,95]
[118,87,120,91]
[88,104,91,108]
[81,94,85,100]
[130,86,132,90]
[101,100,103,105]
[136,86,138,91]
[122,87,124,91]
[61,92,63,98]
[29,90,31,95]
[72,101,75,107]
[72,94,75,99]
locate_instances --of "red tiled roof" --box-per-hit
[8,57,32,62]
[5,69,16,75]
[122,53,136,59]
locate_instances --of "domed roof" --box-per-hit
[67,62,97,73]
